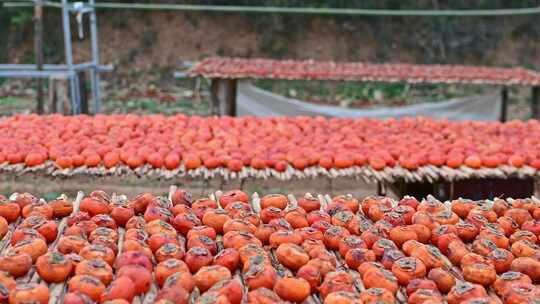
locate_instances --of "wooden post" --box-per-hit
[500,87,508,122]
[49,79,57,113]
[240,178,245,191]
[79,72,89,114]
[210,79,220,116]
[34,0,44,114]
[224,79,237,116]
[210,78,238,116]
[0,3,9,62]
[533,87,540,120]
[58,79,69,114]
[377,182,383,196]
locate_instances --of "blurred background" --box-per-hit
[0,1,539,118]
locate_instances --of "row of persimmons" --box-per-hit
[1,189,540,303]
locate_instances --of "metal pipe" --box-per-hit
[69,76,79,114]
[173,71,189,78]
[0,63,113,71]
[62,0,80,114]
[0,70,75,78]
[89,0,101,113]
[61,0,74,71]
[6,1,540,17]
[34,0,45,114]
[72,73,81,114]
[73,63,113,71]
[0,64,68,70]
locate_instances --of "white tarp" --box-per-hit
[237,81,501,120]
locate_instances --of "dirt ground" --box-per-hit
[0,174,395,201]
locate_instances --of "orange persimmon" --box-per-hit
[35,251,73,283]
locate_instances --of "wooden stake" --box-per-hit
[79,71,89,114]
[500,87,508,122]
[224,79,237,116]
[48,79,57,112]
[533,86,540,119]
[210,79,220,115]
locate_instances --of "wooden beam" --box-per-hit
[500,87,508,122]
[533,86,540,119]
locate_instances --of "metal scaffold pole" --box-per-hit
[34,0,45,114]
[61,0,80,114]
[1,1,112,115]
[89,0,101,113]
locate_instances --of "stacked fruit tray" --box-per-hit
[2,114,540,183]
[187,57,540,86]
[1,188,540,303]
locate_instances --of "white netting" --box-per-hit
[237,81,501,120]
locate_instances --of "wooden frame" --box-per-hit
[206,81,540,121]
[391,177,535,201]
[187,57,540,120]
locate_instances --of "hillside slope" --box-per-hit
[4,11,540,87]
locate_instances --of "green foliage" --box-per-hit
[254,79,488,108]
[1,1,540,68]
[43,192,62,201]
[0,8,30,63]
[104,97,210,115]
[154,0,538,65]
[172,0,539,9]
[10,11,33,27]
[0,8,11,62]
[0,97,20,106]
